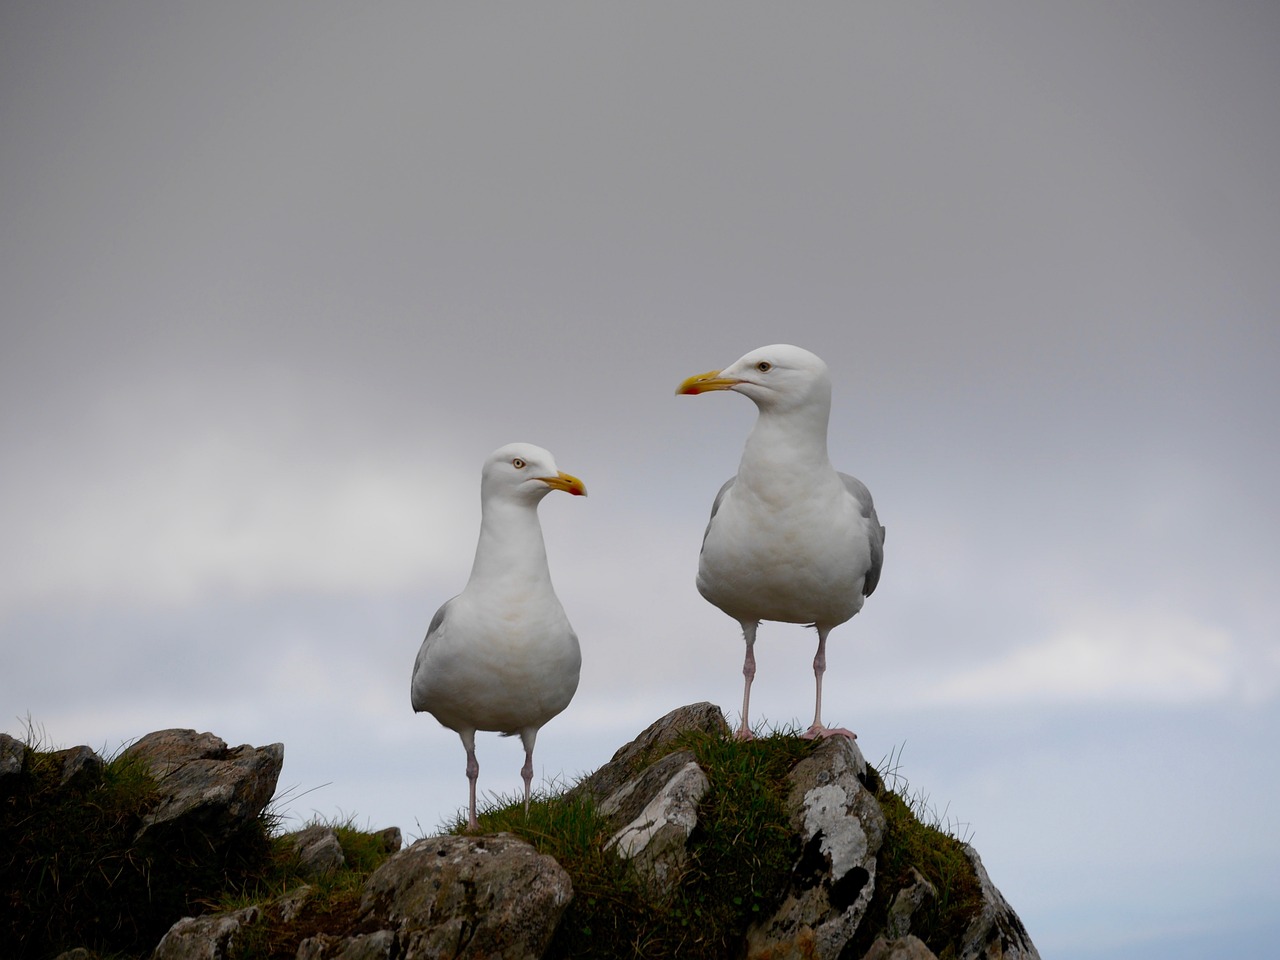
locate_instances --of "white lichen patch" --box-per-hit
[802,783,868,877]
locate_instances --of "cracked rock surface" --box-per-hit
[357,833,572,960]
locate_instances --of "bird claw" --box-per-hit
[802,723,856,740]
[734,725,756,741]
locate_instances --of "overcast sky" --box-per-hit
[3,4,1278,958]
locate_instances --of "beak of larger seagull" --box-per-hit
[676,369,741,395]
[539,471,587,496]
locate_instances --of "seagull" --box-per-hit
[411,442,586,830]
[677,344,885,741]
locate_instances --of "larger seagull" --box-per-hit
[411,443,585,830]
[678,345,885,740]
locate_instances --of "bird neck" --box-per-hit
[467,499,552,588]
[740,399,833,476]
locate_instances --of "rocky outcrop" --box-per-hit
[0,732,27,779]
[353,833,572,959]
[150,832,573,960]
[286,824,347,876]
[571,704,1038,960]
[604,754,709,891]
[886,868,938,940]
[0,733,106,790]
[564,701,726,892]
[51,745,106,789]
[2,730,284,960]
[864,935,940,960]
[121,729,283,846]
[373,826,403,854]
[12,705,1038,960]
[152,906,262,960]
[957,845,1040,960]
[0,730,281,847]
[572,700,730,804]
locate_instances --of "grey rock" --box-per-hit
[287,824,347,876]
[606,758,709,893]
[596,749,698,829]
[572,702,729,803]
[276,883,316,923]
[52,745,105,790]
[296,930,396,960]
[957,846,1041,960]
[359,832,572,959]
[374,826,403,854]
[747,736,886,960]
[864,934,940,960]
[1,732,26,780]
[887,867,937,939]
[152,882,313,959]
[125,729,228,776]
[151,905,261,960]
[569,705,726,899]
[122,729,283,845]
[0,737,104,790]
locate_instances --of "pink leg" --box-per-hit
[460,730,481,830]
[802,625,856,740]
[519,729,538,814]
[737,621,759,740]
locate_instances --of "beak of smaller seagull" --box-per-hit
[676,369,741,395]
[539,471,587,497]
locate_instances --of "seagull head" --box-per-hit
[676,344,831,413]
[482,443,587,503]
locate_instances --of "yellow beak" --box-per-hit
[676,369,741,395]
[539,471,587,497]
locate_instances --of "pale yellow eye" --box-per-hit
[512,457,526,469]
[756,361,772,372]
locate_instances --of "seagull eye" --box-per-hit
[756,361,772,372]
[512,458,526,469]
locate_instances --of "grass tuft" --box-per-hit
[451,724,818,959]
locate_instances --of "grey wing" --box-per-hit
[700,477,736,553]
[411,596,457,712]
[841,473,886,597]
[413,596,455,677]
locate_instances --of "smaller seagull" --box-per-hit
[411,443,586,830]
[678,345,885,740]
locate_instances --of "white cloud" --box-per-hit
[923,610,1269,706]
[0,379,477,614]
